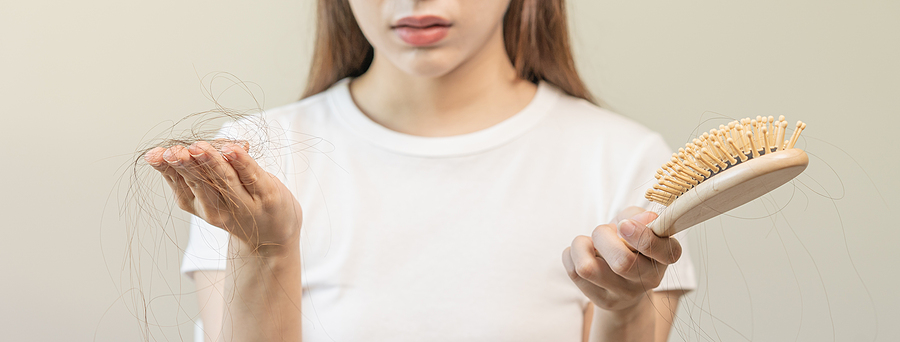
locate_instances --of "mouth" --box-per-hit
[391,15,452,47]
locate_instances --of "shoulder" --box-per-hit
[212,81,350,170]
[541,84,669,160]
[259,82,344,128]
[221,80,348,142]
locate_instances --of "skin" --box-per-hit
[148,1,685,341]
[348,0,537,137]
[145,141,303,341]
[565,207,684,342]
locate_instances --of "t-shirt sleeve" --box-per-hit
[181,215,229,274]
[616,133,698,292]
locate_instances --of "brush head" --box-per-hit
[645,117,808,237]
[649,148,808,237]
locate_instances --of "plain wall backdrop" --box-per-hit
[1,1,897,341]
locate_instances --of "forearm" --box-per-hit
[223,237,302,342]
[193,270,227,342]
[589,291,656,342]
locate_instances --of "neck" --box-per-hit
[349,25,538,137]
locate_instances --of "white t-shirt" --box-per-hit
[182,78,697,341]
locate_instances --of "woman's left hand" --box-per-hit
[562,206,683,312]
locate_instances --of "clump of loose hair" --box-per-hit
[113,72,279,340]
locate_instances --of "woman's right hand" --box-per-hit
[144,140,302,253]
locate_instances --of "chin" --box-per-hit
[391,48,465,78]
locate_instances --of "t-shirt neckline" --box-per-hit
[328,78,560,158]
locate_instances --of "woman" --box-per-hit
[144,0,696,341]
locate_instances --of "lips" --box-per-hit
[392,15,451,47]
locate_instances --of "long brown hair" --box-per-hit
[302,0,595,104]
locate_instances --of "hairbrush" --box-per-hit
[645,115,808,237]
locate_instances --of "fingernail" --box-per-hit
[632,211,657,224]
[187,143,204,158]
[220,146,234,161]
[618,220,635,238]
[162,149,177,163]
[143,150,157,164]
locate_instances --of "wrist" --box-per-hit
[618,291,654,317]
[591,293,657,342]
[596,291,654,327]
[229,234,300,259]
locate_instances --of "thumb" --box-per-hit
[629,210,659,227]
[617,210,659,252]
[611,206,647,224]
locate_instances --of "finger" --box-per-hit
[188,141,250,202]
[562,247,611,304]
[617,219,683,265]
[568,238,650,303]
[211,138,250,153]
[592,224,663,280]
[146,147,196,212]
[220,143,274,197]
[618,210,658,251]
[570,235,631,290]
[612,206,646,224]
[629,210,658,227]
[164,145,224,209]
[144,147,167,168]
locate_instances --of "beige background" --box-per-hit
[1,1,896,341]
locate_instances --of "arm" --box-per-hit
[193,270,226,342]
[564,207,686,342]
[223,239,302,342]
[192,247,302,342]
[583,290,683,342]
[651,290,683,341]
[147,141,303,341]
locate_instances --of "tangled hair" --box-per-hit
[302,0,595,103]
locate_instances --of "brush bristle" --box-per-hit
[646,117,806,206]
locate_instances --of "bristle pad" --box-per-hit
[646,117,806,205]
